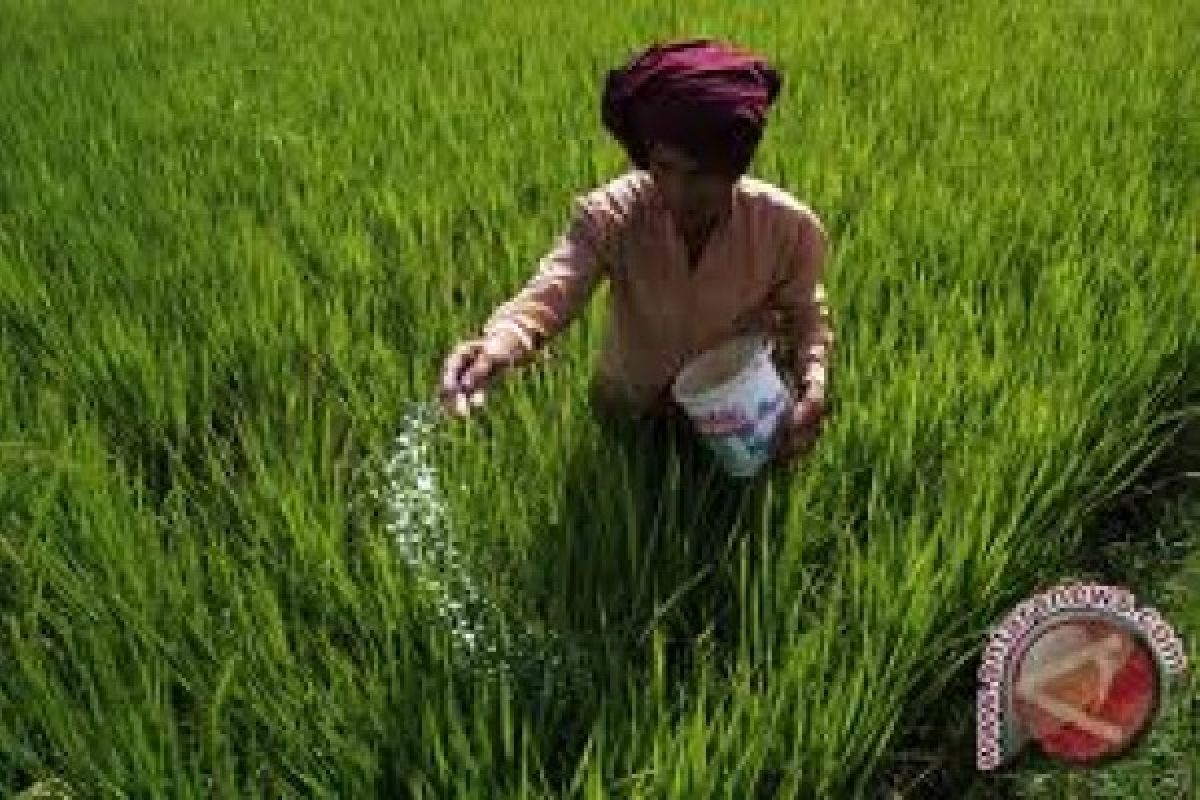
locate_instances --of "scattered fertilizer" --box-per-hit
[372,400,590,695]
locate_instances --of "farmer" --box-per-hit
[438,38,834,468]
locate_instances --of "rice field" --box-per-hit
[0,0,1197,797]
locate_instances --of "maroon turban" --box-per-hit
[601,38,782,179]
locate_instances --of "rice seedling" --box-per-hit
[0,0,1195,796]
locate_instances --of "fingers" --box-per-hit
[794,394,827,427]
[441,341,479,397]
[438,337,515,419]
[447,392,472,418]
[769,416,822,466]
[439,340,489,418]
[768,391,831,467]
[461,349,495,394]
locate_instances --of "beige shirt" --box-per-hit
[480,169,833,415]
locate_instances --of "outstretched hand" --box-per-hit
[437,336,519,418]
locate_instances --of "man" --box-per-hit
[438,38,834,467]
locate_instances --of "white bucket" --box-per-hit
[671,333,794,477]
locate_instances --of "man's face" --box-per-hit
[645,142,734,231]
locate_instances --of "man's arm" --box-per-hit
[478,195,620,368]
[764,207,834,397]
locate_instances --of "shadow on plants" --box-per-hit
[513,405,777,786]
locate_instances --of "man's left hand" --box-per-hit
[768,388,828,466]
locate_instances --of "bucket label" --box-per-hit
[697,389,790,474]
[694,392,788,436]
[754,393,787,421]
[696,408,755,436]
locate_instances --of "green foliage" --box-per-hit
[0,0,1196,796]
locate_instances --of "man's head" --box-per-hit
[645,140,734,231]
[602,38,782,182]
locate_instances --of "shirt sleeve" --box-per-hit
[762,205,834,392]
[479,189,625,364]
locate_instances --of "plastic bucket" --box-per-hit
[671,333,794,477]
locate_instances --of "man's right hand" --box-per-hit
[438,335,521,418]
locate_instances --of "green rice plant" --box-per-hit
[0,0,1196,796]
